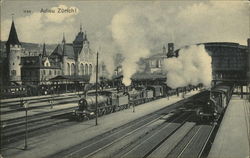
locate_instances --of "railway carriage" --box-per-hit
[167,89,177,96]
[147,85,164,98]
[145,89,154,101]
[197,83,234,121]
[128,89,144,105]
[0,85,28,98]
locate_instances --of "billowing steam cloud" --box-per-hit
[163,45,212,88]
[111,9,151,85]
[110,1,248,86]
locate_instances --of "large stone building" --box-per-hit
[145,43,176,74]
[205,42,248,82]
[144,41,250,85]
[2,19,95,86]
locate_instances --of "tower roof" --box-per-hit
[62,33,66,43]
[42,43,47,57]
[80,23,83,32]
[6,20,21,46]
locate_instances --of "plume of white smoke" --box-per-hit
[163,45,212,88]
[111,7,152,86]
[110,1,248,86]
[121,47,150,86]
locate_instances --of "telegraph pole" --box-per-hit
[20,100,29,150]
[24,107,28,150]
[95,52,99,126]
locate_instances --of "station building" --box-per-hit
[2,19,95,86]
[141,40,250,87]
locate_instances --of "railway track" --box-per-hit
[1,107,77,145]
[1,93,77,104]
[49,91,213,158]
[0,95,165,145]
[1,91,209,149]
[0,95,80,114]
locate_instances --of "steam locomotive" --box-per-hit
[73,84,197,121]
[196,83,234,121]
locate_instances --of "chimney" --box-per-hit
[167,43,174,58]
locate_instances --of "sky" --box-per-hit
[1,1,249,48]
[1,0,249,79]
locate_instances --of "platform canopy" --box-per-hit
[132,73,166,81]
[49,75,90,82]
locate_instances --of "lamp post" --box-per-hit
[95,52,99,126]
[20,100,29,150]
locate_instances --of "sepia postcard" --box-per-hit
[0,0,250,158]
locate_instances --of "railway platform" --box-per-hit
[1,90,199,158]
[208,95,250,158]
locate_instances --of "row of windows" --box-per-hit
[150,60,162,68]
[42,70,61,76]
[66,63,93,75]
[1,87,26,93]
[21,70,61,77]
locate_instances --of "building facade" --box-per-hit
[145,41,249,84]
[5,20,23,83]
[3,19,95,86]
[145,43,177,74]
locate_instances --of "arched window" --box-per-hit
[157,60,161,68]
[71,63,75,75]
[89,64,92,75]
[85,64,89,75]
[80,64,84,75]
[67,63,70,75]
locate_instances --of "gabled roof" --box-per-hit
[73,31,87,45]
[51,44,63,56]
[6,20,21,46]
[50,44,75,59]
[64,44,75,58]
